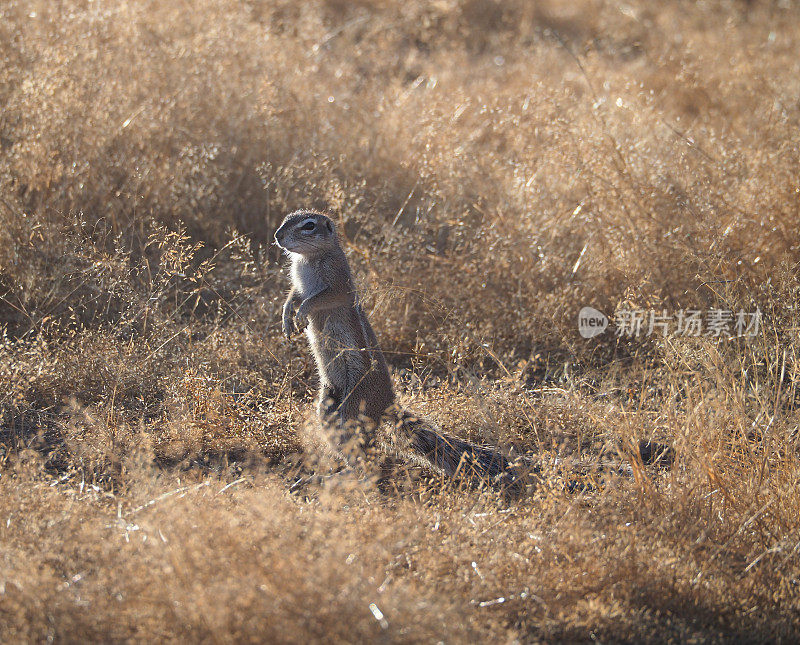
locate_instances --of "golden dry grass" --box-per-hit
[1,0,799,641]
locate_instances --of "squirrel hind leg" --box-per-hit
[317,384,341,421]
[319,389,381,472]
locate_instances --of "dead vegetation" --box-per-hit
[1,0,799,641]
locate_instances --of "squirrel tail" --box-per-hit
[390,409,524,497]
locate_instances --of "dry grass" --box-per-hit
[1,0,799,641]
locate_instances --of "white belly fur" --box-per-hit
[291,256,324,300]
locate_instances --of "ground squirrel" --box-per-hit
[275,209,521,495]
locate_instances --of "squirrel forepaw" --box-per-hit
[294,305,310,332]
[282,313,296,338]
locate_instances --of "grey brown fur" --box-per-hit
[275,209,521,494]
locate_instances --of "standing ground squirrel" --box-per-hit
[275,209,522,495]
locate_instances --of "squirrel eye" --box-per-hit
[300,222,316,231]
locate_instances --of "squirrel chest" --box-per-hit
[290,256,327,300]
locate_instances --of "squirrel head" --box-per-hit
[274,210,338,257]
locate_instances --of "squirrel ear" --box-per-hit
[325,219,333,233]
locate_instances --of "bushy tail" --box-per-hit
[390,409,524,497]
